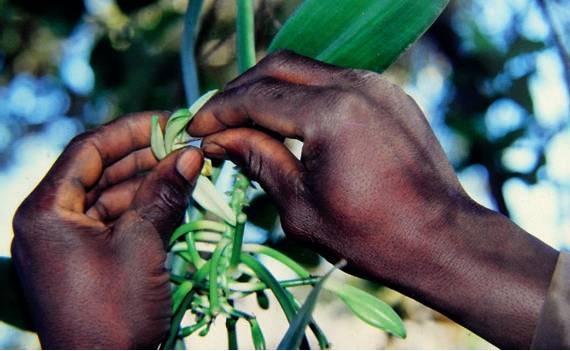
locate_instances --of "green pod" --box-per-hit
[226,317,238,350]
[171,281,194,313]
[326,282,406,338]
[248,318,266,350]
[170,220,227,247]
[255,290,270,310]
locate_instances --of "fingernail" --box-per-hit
[176,149,203,182]
[202,142,226,158]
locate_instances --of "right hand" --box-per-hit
[188,50,558,348]
[189,50,473,283]
[189,51,557,348]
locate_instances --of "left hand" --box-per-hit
[11,112,203,349]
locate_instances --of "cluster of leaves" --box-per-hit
[150,92,405,349]
[147,0,451,348]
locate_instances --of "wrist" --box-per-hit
[395,200,558,348]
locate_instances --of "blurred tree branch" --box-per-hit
[536,0,570,118]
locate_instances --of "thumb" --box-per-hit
[131,147,203,238]
[202,128,305,210]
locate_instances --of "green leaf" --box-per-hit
[164,90,217,154]
[171,281,194,313]
[325,283,406,338]
[164,109,190,154]
[0,257,33,331]
[192,175,237,225]
[277,262,342,350]
[269,0,449,72]
[151,115,167,160]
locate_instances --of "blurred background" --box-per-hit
[1,0,569,348]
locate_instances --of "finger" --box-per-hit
[85,147,158,206]
[189,78,328,138]
[86,177,144,222]
[129,148,204,239]
[225,49,348,89]
[38,111,169,213]
[202,128,305,210]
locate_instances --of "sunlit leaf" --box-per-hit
[325,283,406,338]
[151,115,167,160]
[164,90,218,154]
[192,175,237,225]
[269,0,449,72]
[164,108,191,154]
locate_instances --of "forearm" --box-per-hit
[365,201,558,349]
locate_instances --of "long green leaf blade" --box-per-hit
[326,283,406,338]
[277,262,343,350]
[268,0,449,72]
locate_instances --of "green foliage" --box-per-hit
[277,263,340,350]
[326,283,406,338]
[269,0,449,72]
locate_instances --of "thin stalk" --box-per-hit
[236,0,257,73]
[231,277,322,293]
[230,213,247,269]
[209,239,231,316]
[185,232,204,268]
[228,0,256,224]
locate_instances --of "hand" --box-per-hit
[11,112,203,349]
[189,50,559,348]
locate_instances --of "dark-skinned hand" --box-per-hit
[11,112,204,349]
[188,50,559,349]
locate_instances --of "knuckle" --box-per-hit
[263,49,297,67]
[152,181,188,214]
[68,130,96,148]
[249,77,283,100]
[12,199,46,237]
